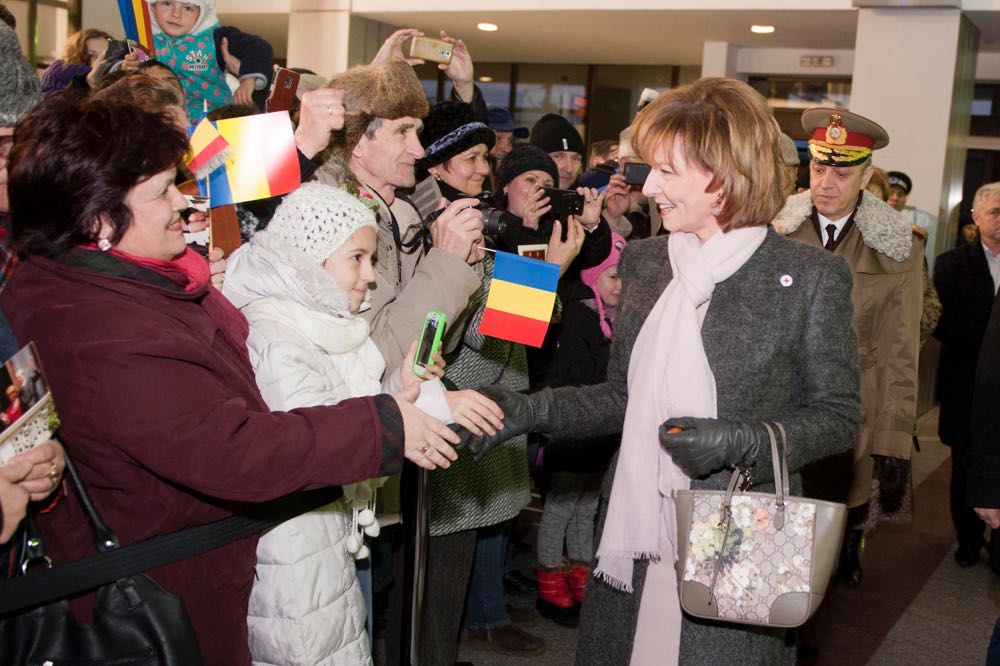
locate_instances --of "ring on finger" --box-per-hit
[326,104,335,115]
[420,443,432,455]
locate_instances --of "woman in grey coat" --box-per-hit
[457,78,860,664]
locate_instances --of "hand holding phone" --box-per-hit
[409,36,454,65]
[413,310,447,379]
[541,188,585,223]
[623,161,652,186]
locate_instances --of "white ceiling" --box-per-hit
[350,9,861,65]
[221,8,1000,67]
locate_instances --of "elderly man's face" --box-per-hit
[354,116,426,190]
[973,193,1000,251]
[809,160,873,221]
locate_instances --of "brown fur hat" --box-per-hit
[323,61,429,173]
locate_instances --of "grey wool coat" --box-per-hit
[547,229,861,665]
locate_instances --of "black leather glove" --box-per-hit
[659,417,766,478]
[450,386,555,461]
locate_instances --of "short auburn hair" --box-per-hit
[9,95,188,257]
[630,77,787,231]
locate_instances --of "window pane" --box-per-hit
[411,63,441,104]
[514,64,588,140]
[589,65,676,145]
[475,63,512,109]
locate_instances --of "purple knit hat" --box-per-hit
[579,232,626,339]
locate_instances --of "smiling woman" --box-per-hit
[0,95,459,665]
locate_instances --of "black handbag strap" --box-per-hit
[0,459,340,616]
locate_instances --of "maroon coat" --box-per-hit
[0,254,403,665]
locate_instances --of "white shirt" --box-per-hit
[818,212,851,247]
[984,242,1000,294]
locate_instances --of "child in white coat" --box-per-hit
[224,182,502,665]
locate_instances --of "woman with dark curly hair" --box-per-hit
[0,95,460,665]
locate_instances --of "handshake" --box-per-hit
[451,386,766,477]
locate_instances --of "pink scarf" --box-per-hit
[595,226,767,658]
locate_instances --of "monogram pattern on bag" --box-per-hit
[683,494,815,622]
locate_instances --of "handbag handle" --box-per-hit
[721,422,789,529]
[707,422,791,604]
[63,454,120,552]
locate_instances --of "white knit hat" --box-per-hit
[267,183,377,264]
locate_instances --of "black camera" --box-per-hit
[474,192,519,243]
[422,192,520,247]
[541,187,585,222]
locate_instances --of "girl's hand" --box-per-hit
[400,339,447,389]
[444,389,505,437]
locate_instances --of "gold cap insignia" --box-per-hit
[825,114,846,146]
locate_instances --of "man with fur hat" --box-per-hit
[773,108,923,587]
[316,59,483,373]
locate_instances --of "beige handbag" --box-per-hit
[674,423,846,628]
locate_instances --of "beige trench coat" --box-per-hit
[359,193,480,374]
[774,190,923,508]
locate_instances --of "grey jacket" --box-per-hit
[548,230,861,665]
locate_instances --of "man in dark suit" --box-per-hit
[934,181,1000,566]
[966,288,1000,659]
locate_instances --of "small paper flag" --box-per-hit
[186,117,231,180]
[116,0,155,51]
[198,112,301,207]
[478,251,559,348]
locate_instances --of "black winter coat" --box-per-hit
[933,241,996,447]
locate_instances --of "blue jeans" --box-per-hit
[465,521,512,631]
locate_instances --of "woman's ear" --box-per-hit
[428,164,445,181]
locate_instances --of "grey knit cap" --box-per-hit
[268,183,377,264]
[0,24,40,127]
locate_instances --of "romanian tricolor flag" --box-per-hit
[117,0,155,51]
[199,112,301,208]
[186,117,230,180]
[478,251,559,348]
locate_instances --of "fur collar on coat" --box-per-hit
[772,190,912,262]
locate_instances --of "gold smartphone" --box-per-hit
[409,36,453,65]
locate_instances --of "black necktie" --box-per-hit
[824,224,837,252]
